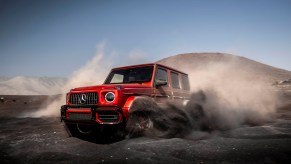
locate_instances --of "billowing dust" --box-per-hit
[174,57,282,130]
[128,56,283,138]
[27,43,112,117]
[26,51,283,138]
[26,43,150,117]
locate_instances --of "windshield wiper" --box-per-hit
[127,80,148,83]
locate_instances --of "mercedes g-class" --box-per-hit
[60,63,190,137]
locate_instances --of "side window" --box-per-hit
[171,72,180,89]
[181,75,190,91]
[156,68,168,85]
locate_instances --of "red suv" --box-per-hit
[60,63,191,137]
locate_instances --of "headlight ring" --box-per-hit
[105,92,115,102]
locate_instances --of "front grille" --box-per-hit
[68,113,91,120]
[70,92,98,105]
[98,111,120,123]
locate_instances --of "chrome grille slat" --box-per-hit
[69,92,98,105]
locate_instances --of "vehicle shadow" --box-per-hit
[73,132,125,144]
[63,124,126,144]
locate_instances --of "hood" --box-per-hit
[70,83,151,92]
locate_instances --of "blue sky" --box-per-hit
[0,0,291,77]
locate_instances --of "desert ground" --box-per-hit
[0,90,291,164]
[1,53,291,163]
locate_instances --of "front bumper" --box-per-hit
[60,105,124,125]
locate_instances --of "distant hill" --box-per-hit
[0,76,67,95]
[157,53,291,83]
[1,53,290,95]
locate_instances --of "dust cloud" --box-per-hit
[183,60,282,130]
[27,43,112,117]
[26,44,150,118]
[26,51,283,138]
[127,96,193,138]
[126,59,283,138]
[143,56,284,138]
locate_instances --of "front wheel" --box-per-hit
[64,123,78,137]
[125,96,160,138]
[64,123,94,137]
[77,124,93,134]
[126,113,153,138]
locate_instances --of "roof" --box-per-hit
[111,63,188,75]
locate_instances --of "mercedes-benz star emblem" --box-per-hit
[79,94,87,104]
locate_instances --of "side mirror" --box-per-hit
[155,79,167,86]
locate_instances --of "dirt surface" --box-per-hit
[1,94,291,164]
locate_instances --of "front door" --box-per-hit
[153,67,172,105]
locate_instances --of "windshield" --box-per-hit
[104,66,154,84]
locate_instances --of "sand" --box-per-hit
[0,92,291,164]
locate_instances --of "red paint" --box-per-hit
[61,63,191,125]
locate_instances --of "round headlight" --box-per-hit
[105,92,115,102]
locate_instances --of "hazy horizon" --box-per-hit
[1,0,291,77]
